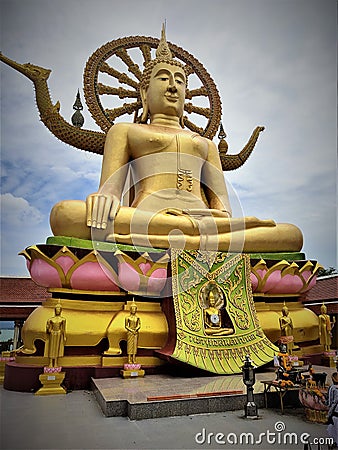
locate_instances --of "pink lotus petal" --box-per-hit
[301,275,317,293]
[55,255,75,276]
[118,262,140,292]
[147,268,167,294]
[301,270,312,282]
[70,261,119,291]
[29,259,62,288]
[139,262,152,275]
[250,273,259,292]
[256,269,267,278]
[266,274,303,294]
[262,270,282,293]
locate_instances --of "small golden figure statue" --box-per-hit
[121,301,145,378]
[125,301,141,364]
[279,304,296,354]
[45,303,66,368]
[318,303,335,352]
[36,303,67,395]
[203,289,233,336]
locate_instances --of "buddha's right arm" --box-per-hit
[86,123,130,229]
[99,123,130,187]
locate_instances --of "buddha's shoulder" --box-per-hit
[107,122,152,137]
[107,122,134,134]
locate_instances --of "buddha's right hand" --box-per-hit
[86,193,120,229]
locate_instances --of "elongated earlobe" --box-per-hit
[140,87,149,123]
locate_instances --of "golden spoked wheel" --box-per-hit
[83,36,222,139]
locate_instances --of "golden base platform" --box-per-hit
[35,370,66,395]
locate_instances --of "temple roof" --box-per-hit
[301,274,338,314]
[0,277,51,320]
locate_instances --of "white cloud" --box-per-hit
[1,193,44,226]
[0,193,51,275]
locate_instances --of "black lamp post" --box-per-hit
[242,355,258,418]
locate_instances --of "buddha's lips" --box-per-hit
[165,95,179,102]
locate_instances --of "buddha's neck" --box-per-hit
[150,114,182,129]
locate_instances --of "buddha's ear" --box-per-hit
[140,86,148,123]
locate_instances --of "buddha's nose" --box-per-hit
[167,84,177,93]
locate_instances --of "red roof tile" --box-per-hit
[301,275,338,302]
[0,277,51,304]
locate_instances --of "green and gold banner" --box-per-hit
[171,250,278,374]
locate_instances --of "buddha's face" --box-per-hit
[209,292,216,307]
[144,62,186,118]
[282,306,288,316]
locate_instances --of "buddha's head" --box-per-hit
[139,26,187,125]
[130,302,137,315]
[55,303,62,316]
[208,290,216,307]
[321,304,327,314]
[282,305,289,316]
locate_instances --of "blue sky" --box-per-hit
[1,0,337,275]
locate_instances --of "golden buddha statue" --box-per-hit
[50,27,303,253]
[125,301,141,364]
[203,290,233,336]
[279,304,297,354]
[44,303,66,368]
[318,303,335,352]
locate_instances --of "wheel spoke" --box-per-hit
[99,62,139,89]
[105,101,141,121]
[115,48,143,80]
[184,103,211,119]
[185,87,208,99]
[183,117,204,135]
[97,83,138,98]
[140,44,152,67]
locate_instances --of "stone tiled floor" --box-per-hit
[91,364,336,419]
[93,364,336,404]
[93,369,274,404]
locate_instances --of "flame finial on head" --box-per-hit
[155,23,173,60]
[130,298,137,311]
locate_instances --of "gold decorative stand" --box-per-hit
[120,363,145,379]
[35,367,66,395]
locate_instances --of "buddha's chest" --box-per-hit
[128,126,208,160]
